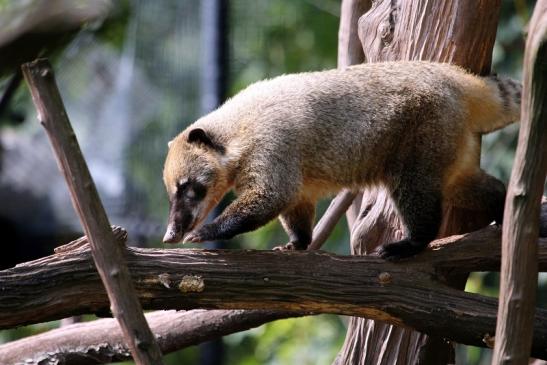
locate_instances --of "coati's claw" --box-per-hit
[376,239,428,261]
[183,231,204,244]
[273,242,296,251]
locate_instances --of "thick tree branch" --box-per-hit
[1,226,547,360]
[2,213,546,364]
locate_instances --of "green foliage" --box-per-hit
[229,0,338,92]
[224,315,345,365]
[0,320,60,344]
[0,0,11,11]
[94,0,132,51]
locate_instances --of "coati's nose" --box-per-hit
[163,224,181,243]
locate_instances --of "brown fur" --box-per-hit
[162,61,520,259]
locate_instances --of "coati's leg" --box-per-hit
[184,189,292,243]
[445,170,506,225]
[276,200,315,250]
[184,154,302,243]
[378,180,443,261]
[378,170,506,260]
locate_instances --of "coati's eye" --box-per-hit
[177,180,190,195]
[177,180,206,201]
[190,183,207,201]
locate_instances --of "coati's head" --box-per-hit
[162,127,230,243]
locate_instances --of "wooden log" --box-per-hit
[1,228,547,359]
[492,1,547,363]
[21,59,164,365]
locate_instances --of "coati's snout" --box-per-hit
[163,127,231,244]
[163,179,208,243]
[163,200,193,243]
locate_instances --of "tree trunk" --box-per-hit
[335,1,502,364]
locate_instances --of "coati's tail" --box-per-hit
[467,75,521,134]
[489,75,522,129]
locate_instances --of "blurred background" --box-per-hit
[0,0,539,364]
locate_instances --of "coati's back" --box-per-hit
[194,61,520,190]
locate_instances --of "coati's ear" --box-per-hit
[187,128,225,154]
[167,140,173,148]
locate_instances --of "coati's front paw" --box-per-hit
[183,230,205,244]
[183,224,218,243]
[376,239,428,261]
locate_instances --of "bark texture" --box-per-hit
[21,59,164,365]
[357,0,500,74]
[492,1,547,363]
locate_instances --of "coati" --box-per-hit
[162,61,521,260]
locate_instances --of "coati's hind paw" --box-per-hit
[273,240,310,251]
[376,239,428,261]
[273,242,297,251]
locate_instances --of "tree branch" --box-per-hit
[21,59,163,364]
[2,212,546,365]
[493,1,547,363]
[310,189,358,250]
[1,225,547,360]
[0,310,301,365]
